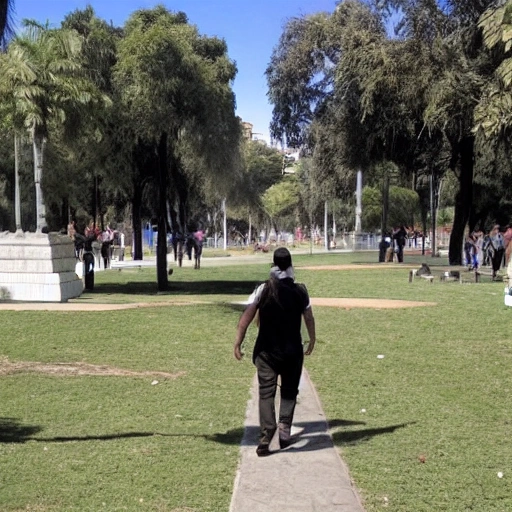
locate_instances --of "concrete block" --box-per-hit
[0,231,84,302]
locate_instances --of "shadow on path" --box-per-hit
[205,419,415,453]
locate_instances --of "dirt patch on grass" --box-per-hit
[0,296,435,311]
[0,301,204,312]
[298,264,418,270]
[0,358,185,378]
[311,297,436,309]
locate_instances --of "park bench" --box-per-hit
[410,264,507,284]
[110,260,155,270]
[409,265,466,284]
[409,268,435,283]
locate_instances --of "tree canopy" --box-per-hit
[266,0,512,263]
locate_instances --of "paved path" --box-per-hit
[230,370,366,512]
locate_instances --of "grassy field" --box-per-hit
[1,250,512,511]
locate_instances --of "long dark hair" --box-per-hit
[259,276,282,309]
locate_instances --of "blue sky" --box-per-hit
[12,0,337,143]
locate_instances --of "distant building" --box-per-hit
[241,121,253,141]
[239,119,269,144]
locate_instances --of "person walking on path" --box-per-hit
[488,224,505,280]
[233,247,316,457]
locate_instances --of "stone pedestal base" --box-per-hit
[0,231,83,302]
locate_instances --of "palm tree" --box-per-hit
[0,20,106,232]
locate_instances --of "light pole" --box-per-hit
[223,198,227,251]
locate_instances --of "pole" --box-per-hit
[324,200,329,250]
[248,213,252,247]
[355,170,363,234]
[223,198,227,251]
[332,203,336,242]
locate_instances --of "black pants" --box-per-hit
[255,351,303,444]
[396,244,404,263]
[491,248,505,277]
[101,242,110,269]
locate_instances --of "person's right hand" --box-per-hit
[304,340,315,355]
[234,344,243,361]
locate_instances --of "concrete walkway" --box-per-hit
[230,370,366,512]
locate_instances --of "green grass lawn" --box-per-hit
[1,251,512,511]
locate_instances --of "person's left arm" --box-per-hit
[303,306,316,355]
[233,302,258,360]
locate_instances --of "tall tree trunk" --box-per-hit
[430,172,437,258]
[381,174,390,239]
[449,136,474,265]
[156,132,169,291]
[98,176,104,231]
[61,198,69,232]
[132,180,143,261]
[248,213,252,246]
[33,133,47,233]
[168,150,189,234]
[14,134,22,234]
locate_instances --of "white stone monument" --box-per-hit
[0,231,83,302]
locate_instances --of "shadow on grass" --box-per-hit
[1,417,414,451]
[331,422,416,446]
[0,419,212,444]
[87,280,259,297]
[0,418,43,443]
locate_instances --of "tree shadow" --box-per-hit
[284,421,414,453]
[0,418,43,443]
[31,432,205,442]
[1,417,414,452]
[206,427,246,445]
[0,418,216,444]
[330,422,416,446]
[88,280,259,297]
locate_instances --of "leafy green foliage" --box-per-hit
[0,21,107,138]
[362,185,420,231]
[113,5,241,232]
[262,175,300,229]
[227,140,283,232]
[267,0,512,265]
[0,19,110,230]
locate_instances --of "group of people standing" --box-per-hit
[380,225,409,263]
[68,220,123,269]
[464,224,512,279]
